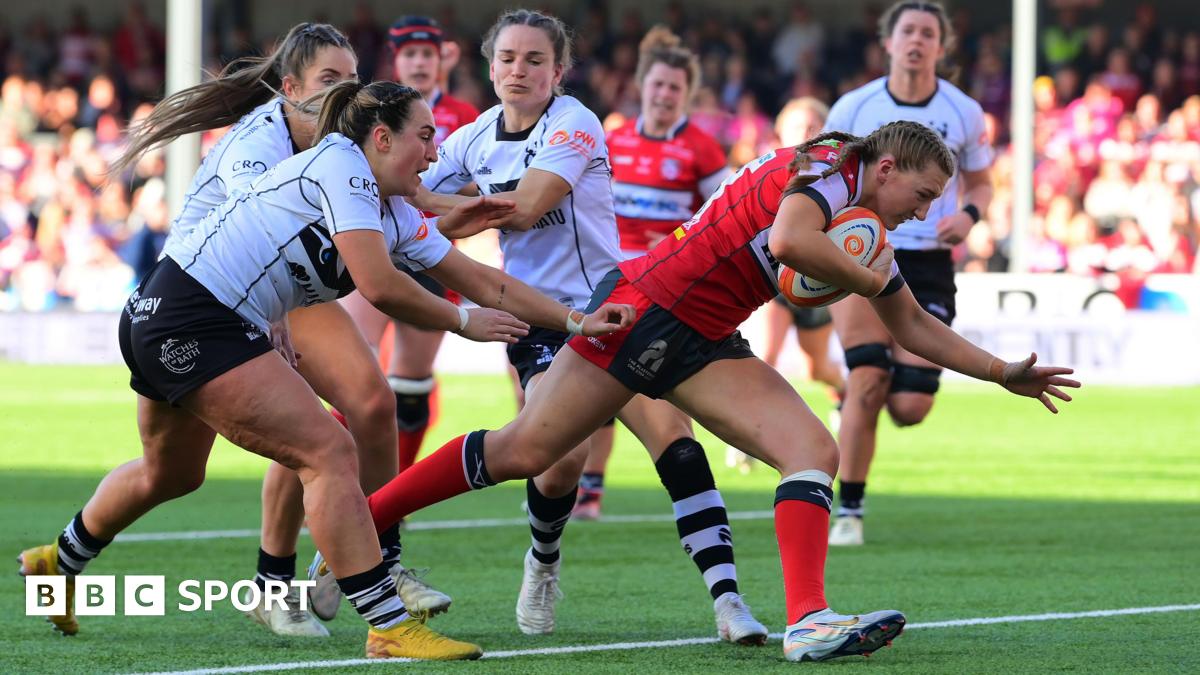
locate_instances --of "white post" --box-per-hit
[1009,0,1037,273]
[165,0,203,218]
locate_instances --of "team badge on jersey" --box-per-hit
[660,158,681,181]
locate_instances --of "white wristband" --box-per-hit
[456,306,470,333]
[565,310,585,336]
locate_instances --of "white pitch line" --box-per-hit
[114,510,777,543]
[135,603,1200,675]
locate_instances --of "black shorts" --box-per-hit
[894,249,956,326]
[772,295,833,330]
[118,258,272,405]
[568,270,755,399]
[507,326,570,390]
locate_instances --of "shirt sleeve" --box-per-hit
[694,133,732,198]
[310,148,382,235]
[528,104,605,185]
[421,124,474,194]
[782,168,851,227]
[215,129,289,194]
[384,197,453,271]
[960,103,995,172]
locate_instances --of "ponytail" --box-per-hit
[112,22,352,174]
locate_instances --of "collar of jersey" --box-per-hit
[883,78,939,107]
[495,96,556,141]
[636,114,689,141]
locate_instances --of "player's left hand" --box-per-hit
[269,316,300,368]
[582,302,637,336]
[935,212,975,245]
[997,352,1081,413]
[441,196,517,239]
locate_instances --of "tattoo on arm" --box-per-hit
[498,283,506,307]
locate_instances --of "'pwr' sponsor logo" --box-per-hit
[549,129,596,157]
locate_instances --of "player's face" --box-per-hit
[489,25,563,111]
[393,43,440,99]
[641,63,689,129]
[376,102,438,198]
[884,10,945,76]
[872,158,948,229]
[286,46,359,103]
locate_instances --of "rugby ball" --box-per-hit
[777,206,887,308]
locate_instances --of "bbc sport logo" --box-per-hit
[25,575,315,616]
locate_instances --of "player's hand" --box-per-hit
[867,244,895,296]
[996,352,1081,413]
[459,307,529,344]
[269,317,300,368]
[581,303,637,336]
[441,196,517,239]
[936,212,974,245]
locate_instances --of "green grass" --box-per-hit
[1,363,1198,673]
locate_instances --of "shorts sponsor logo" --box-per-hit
[415,221,429,240]
[159,338,200,375]
[587,336,606,351]
[628,338,668,379]
[243,323,265,341]
[536,345,554,366]
[131,296,162,315]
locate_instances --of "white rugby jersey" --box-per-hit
[823,77,993,250]
[162,133,452,331]
[421,95,622,309]
[166,98,297,245]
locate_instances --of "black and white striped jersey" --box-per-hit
[166,98,297,246]
[162,133,451,331]
[823,77,993,251]
[421,95,622,310]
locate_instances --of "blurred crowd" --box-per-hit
[0,1,1197,312]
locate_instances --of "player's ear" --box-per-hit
[281,74,300,102]
[372,124,392,153]
[876,155,896,183]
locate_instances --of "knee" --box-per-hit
[886,365,940,427]
[886,394,935,427]
[347,379,397,434]
[145,463,206,500]
[778,433,838,476]
[844,343,892,409]
[295,430,360,481]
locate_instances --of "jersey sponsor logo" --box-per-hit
[550,129,597,157]
[231,159,268,174]
[548,130,570,146]
[349,176,379,197]
[476,164,493,175]
[158,338,200,375]
[532,209,566,230]
[130,296,162,316]
[414,221,429,240]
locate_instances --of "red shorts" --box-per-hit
[568,270,754,399]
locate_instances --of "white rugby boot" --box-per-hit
[515,548,562,635]
[828,515,865,546]
[244,585,329,637]
[713,592,768,645]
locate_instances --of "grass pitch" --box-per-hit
[1,363,1197,673]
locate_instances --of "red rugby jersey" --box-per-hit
[608,117,729,254]
[431,90,479,145]
[618,141,864,340]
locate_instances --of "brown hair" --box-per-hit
[113,23,353,173]
[878,1,957,79]
[481,9,573,96]
[784,121,955,193]
[635,25,701,96]
[314,81,425,145]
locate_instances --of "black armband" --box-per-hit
[962,204,981,224]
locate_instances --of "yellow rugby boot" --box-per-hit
[365,617,482,660]
[17,544,78,636]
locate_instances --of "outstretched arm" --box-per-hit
[869,286,1080,412]
[425,248,635,337]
